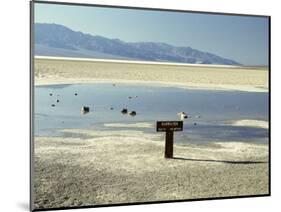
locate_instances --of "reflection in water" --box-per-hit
[34,83,268,144]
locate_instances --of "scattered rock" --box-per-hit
[49,93,53,96]
[121,108,128,114]
[195,115,201,118]
[51,104,55,107]
[75,93,78,96]
[194,122,197,126]
[128,96,133,99]
[81,106,90,114]
[177,112,188,120]
[110,107,114,110]
[129,111,136,116]
[56,100,60,103]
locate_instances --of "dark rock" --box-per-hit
[121,108,128,114]
[129,111,136,116]
[81,106,90,114]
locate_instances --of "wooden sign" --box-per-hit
[157,121,183,132]
[156,121,183,158]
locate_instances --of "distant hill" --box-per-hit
[35,23,241,65]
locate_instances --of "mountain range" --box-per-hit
[34,23,241,65]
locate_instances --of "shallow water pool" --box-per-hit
[34,83,269,144]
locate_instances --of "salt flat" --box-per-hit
[34,130,268,209]
[33,57,269,209]
[34,57,268,92]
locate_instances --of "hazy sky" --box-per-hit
[34,2,269,65]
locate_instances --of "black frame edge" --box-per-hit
[30,0,35,211]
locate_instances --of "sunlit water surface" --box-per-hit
[35,83,268,144]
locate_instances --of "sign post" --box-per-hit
[156,121,183,158]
